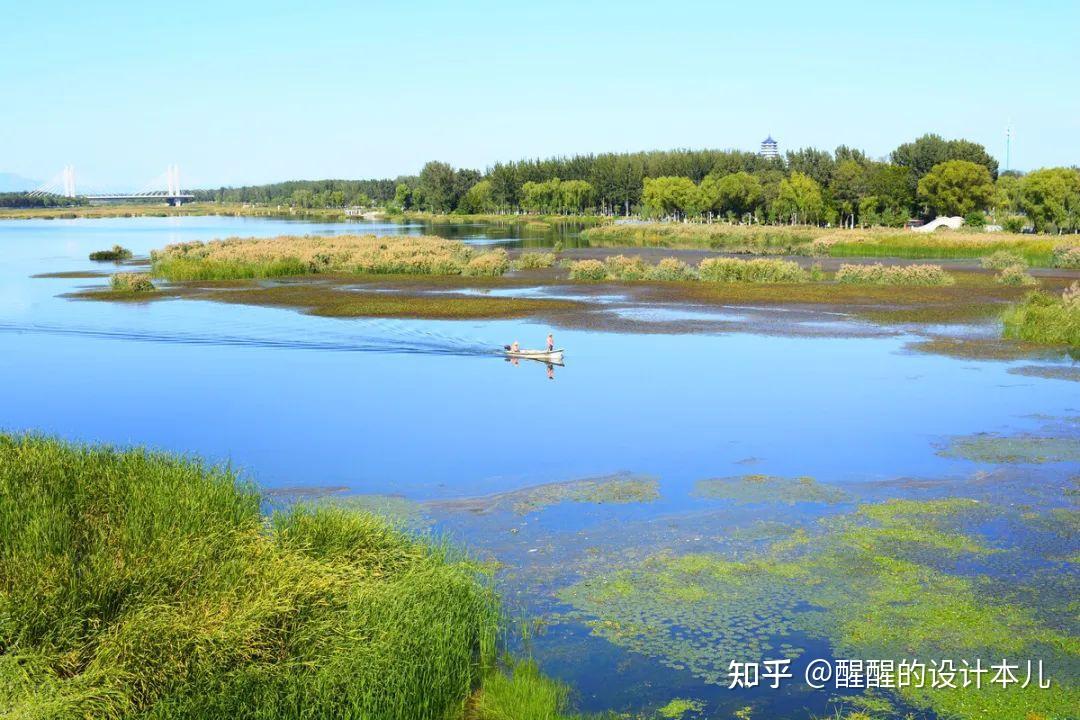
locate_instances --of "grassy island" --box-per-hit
[581,223,1078,267]
[151,234,512,281]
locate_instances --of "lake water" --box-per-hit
[1,216,1076,718]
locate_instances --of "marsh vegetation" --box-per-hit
[89,244,133,261]
[0,434,500,720]
[109,272,156,293]
[1002,284,1080,347]
[582,223,1078,267]
[152,235,512,281]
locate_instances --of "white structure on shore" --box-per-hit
[760,135,779,159]
[912,216,964,233]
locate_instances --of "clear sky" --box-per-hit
[3,0,1077,190]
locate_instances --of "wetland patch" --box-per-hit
[940,433,1080,464]
[692,475,849,505]
[429,473,660,515]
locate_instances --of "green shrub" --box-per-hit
[646,257,697,281]
[0,435,498,720]
[1002,286,1080,347]
[981,250,1028,270]
[604,254,649,280]
[89,244,134,261]
[698,257,808,283]
[835,263,954,286]
[512,251,556,270]
[110,272,156,292]
[1001,215,1026,233]
[568,259,608,281]
[963,211,986,228]
[464,248,510,276]
[996,264,1037,286]
[1052,244,1080,269]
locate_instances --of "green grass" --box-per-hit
[0,434,499,720]
[469,661,581,720]
[1002,288,1080,347]
[581,223,1075,266]
[825,235,1059,265]
[581,223,817,254]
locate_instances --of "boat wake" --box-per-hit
[0,320,503,358]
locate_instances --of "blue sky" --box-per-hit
[3,0,1077,190]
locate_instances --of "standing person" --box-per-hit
[546,333,554,352]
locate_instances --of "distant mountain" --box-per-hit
[0,172,40,193]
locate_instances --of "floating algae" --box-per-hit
[655,697,706,718]
[692,475,849,505]
[940,434,1080,464]
[429,473,660,515]
[557,498,1079,719]
[1008,364,1080,383]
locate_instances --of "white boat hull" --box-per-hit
[505,348,564,363]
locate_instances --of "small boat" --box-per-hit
[504,347,565,364]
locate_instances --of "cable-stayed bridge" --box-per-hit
[29,165,195,205]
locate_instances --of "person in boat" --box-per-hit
[546,333,554,352]
[509,340,520,353]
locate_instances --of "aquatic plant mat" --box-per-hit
[367,420,1078,720]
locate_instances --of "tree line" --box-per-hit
[189,178,410,208]
[5,133,1077,231]
[385,134,1076,232]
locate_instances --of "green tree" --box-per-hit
[993,174,1023,216]
[773,172,824,225]
[785,148,836,187]
[831,160,869,227]
[1019,168,1080,232]
[642,176,701,219]
[458,180,494,214]
[417,161,457,213]
[393,183,412,211]
[916,160,995,217]
[891,134,999,198]
[559,180,595,214]
[290,189,314,209]
[701,172,762,221]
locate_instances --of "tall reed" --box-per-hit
[834,263,955,286]
[151,235,511,281]
[698,257,808,283]
[1002,285,1080,347]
